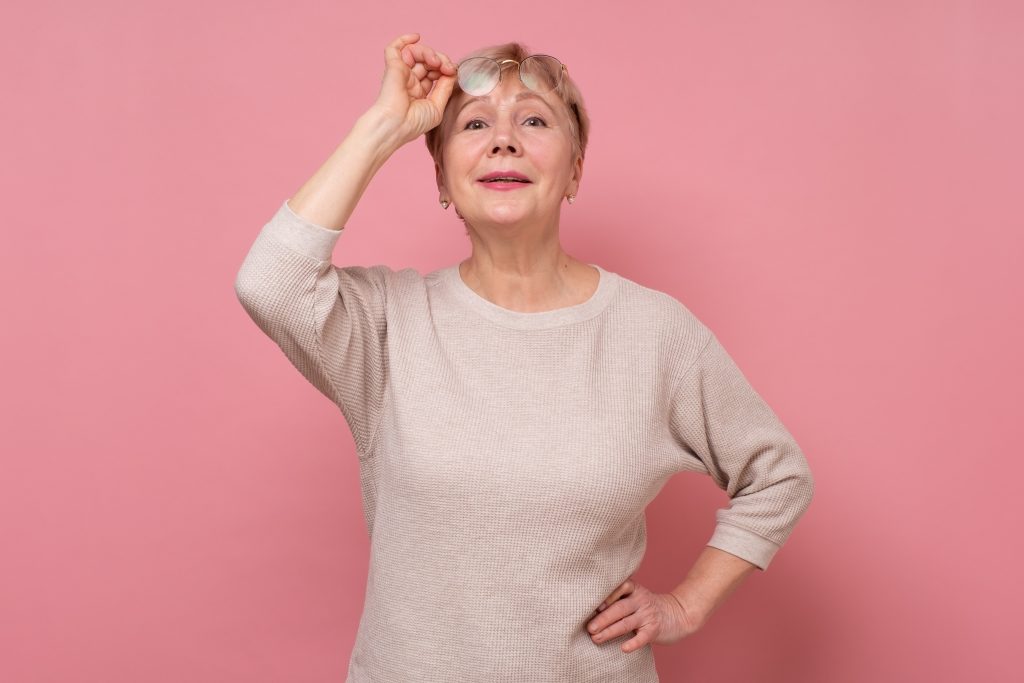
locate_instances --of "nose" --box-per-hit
[487,116,522,156]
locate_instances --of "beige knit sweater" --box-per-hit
[234,199,815,682]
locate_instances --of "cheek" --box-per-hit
[445,136,489,170]
[525,130,572,164]
[532,148,572,180]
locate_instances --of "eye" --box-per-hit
[463,116,548,130]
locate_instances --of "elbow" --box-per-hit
[233,269,253,308]
[234,268,256,315]
[772,443,816,517]
[233,261,273,327]
[796,456,815,514]
[783,436,815,511]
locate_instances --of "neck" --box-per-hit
[457,240,596,313]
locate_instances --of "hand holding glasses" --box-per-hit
[373,34,569,149]
[374,33,459,147]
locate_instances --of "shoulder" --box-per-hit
[336,263,423,287]
[329,264,428,309]
[606,268,715,378]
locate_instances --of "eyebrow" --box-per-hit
[457,91,554,116]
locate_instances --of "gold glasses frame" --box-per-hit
[455,55,569,97]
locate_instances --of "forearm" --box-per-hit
[670,545,757,628]
[288,107,404,231]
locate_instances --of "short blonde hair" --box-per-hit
[424,41,591,175]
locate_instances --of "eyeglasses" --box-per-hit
[456,55,568,97]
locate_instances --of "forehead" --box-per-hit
[454,82,560,117]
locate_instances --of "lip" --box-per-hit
[478,170,532,182]
[480,180,530,191]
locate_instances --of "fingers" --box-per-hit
[586,582,662,653]
[436,50,457,76]
[587,604,642,646]
[381,34,456,110]
[597,577,637,612]
[402,42,445,74]
[427,70,457,112]
[620,623,651,653]
[590,581,640,636]
[385,32,420,68]
[384,33,455,74]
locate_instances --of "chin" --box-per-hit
[474,202,531,222]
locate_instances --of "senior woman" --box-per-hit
[235,32,814,682]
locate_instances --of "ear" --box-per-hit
[435,161,446,194]
[568,153,583,196]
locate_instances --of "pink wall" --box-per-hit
[3,1,1020,681]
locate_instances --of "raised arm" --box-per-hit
[289,32,457,229]
[233,34,458,456]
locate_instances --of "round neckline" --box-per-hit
[444,262,619,330]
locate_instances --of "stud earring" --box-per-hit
[567,194,576,204]
[440,199,450,210]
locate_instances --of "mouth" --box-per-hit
[478,170,532,185]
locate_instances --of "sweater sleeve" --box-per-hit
[233,199,390,457]
[668,332,815,570]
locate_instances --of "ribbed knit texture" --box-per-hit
[234,199,815,683]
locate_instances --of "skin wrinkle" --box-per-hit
[456,90,556,118]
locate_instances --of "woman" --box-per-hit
[235,32,814,682]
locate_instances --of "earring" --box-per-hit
[567,194,576,204]
[440,199,450,210]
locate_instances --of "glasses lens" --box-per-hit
[457,57,499,96]
[519,55,563,94]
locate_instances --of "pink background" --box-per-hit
[3,1,1021,681]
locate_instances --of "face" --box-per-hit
[437,69,582,231]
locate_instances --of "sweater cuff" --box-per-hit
[262,198,344,262]
[706,523,782,571]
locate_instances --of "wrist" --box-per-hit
[669,585,712,630]
[355,106,408,158]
